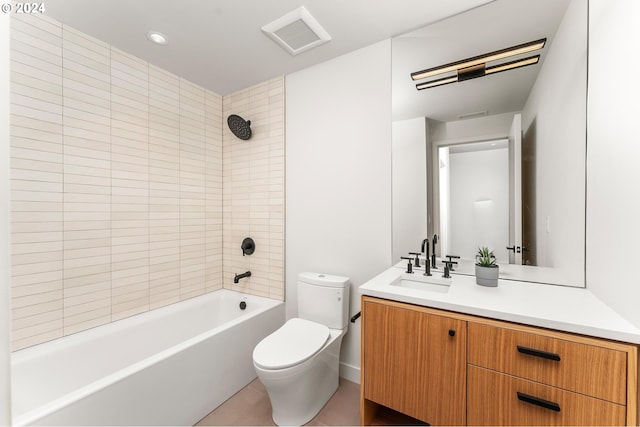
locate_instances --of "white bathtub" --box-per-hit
[11,289,285,426]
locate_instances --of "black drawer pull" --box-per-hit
[517,345,561,361]
[517,392,561,412]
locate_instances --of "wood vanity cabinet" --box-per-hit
[360,296,639,426]
[361,296,467,425]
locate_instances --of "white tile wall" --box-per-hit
[149,65,182,309]
[62,25,112,335]
[9,15,283,351]
[10,14,63,350]
[8,15,228,351]
[223,78,285,300]
[110,47,149,322]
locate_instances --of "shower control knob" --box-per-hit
[241,237,255,256]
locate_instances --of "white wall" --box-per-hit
[430,112,515,145]
[1,9,12,424]
[286,40,392,383]
[586,0,640,328]
[392,117,427,260]
[521,0,586,274]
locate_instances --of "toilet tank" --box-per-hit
[297,272,350,330]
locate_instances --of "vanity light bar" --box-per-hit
[485,55,540,75]
[416,55,541,91]
[411,38,546,81]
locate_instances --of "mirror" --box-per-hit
[392,0,587,287]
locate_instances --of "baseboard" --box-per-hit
[339,361,361,384]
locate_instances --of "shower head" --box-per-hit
[227,114,252,140]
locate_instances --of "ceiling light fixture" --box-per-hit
[147,31,168,45]
[412,38,546,90]
[416,55,541,90]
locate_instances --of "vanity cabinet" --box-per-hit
[361,296,467,425]
[361,296,639,426]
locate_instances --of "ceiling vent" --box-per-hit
[262,6,331,56]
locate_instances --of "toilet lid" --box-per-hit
[253,318,330,370]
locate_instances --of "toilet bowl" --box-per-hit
[253,272,350,426]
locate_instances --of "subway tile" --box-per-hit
[11,13,61,38]
[64,68,110,92]
[11,61,61,88]
[11,297,63,324]
[64,288,111,309]
[112,269,149,293]
[12,250,62,268]
[63,309,111,336]
[63,48,110,77]
[63,88,110,111]
[63,76,109,100]
[63,24,109,52]
[112,301,148,322]
[111,101,148,121]
[63,280,109,303]
[11,308,63,332]
[63,263,111,280]
[64,116,111,134]
[150,291,180,311]
[10,92,62,117]
[10,278,61,301]
[149,65,179,88]
[64,99,110,120]
[62,42,109,70]
[11,29,62,59]
[110,92,147,112]
[10,20,286,347]
[12,317,64,343]
[63,272,111,289]
[63,237,111,251]
[11,288,63,309]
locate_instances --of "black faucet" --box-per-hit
[442,260,452,278]
[431,234,438,269]
[445,255,460,271]
[400,257,414,274]
[421,238,430,259]
[234,271,251,283]
[409,252,421,268]
[421,239,431,276]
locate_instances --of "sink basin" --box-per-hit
[391,272,452,293]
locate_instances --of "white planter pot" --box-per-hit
[475,264,499,287]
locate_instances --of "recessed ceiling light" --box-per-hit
[147,31,168,45]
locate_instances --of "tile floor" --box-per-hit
[196,377,361,426]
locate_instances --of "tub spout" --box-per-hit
[234,271,251,284]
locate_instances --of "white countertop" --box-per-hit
[359,263,640,344]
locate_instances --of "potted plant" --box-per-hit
[475,246,499,287]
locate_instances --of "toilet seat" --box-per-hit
[253,318,330,370]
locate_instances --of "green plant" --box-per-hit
[476,246,497,267]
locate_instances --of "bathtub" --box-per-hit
[11,289,285,426]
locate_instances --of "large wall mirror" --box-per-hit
[392,0,587,287]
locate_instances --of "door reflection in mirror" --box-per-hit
[438,139,509,263]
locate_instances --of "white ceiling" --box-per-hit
[42,0,493,95]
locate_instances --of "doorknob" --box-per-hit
[506,245,516,253]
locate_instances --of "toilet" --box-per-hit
[253,272,350,426]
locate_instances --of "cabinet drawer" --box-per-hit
[468,322,627,404]
[467,365,626,426]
